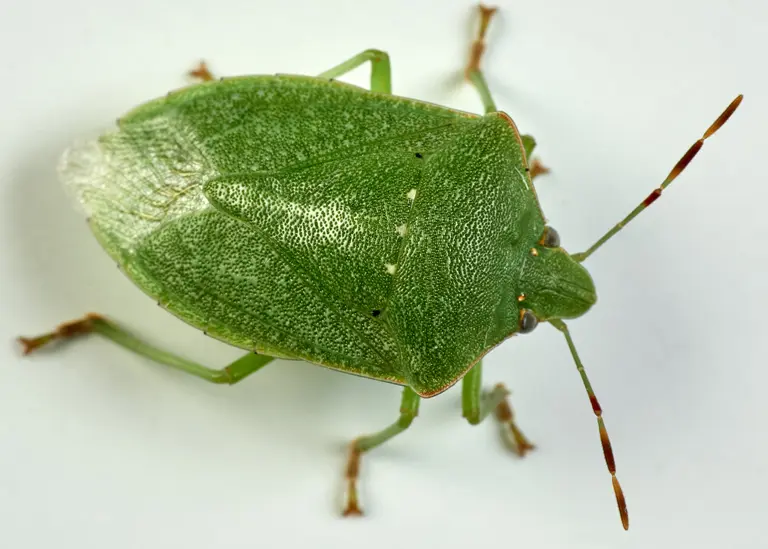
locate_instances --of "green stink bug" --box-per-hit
[16,4,742,530]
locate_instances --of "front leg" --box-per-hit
[462,362,534,456]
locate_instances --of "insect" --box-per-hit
[18,5,742,530]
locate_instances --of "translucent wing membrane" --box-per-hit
[59,119,214,258]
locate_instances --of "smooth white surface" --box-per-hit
[1,1,766,547]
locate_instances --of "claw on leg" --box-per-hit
[492,383,535,457]
[530,158,551,181]
[340,387,419,516]
[188,61,215,82]
[465,4,498,80]
[17,313,104,355]
[342,441,364,517]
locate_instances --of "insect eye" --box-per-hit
[540,226,560,248]
[519,309,538,334]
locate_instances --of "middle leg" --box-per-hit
[342,386,420,516]
[189,61,216,82]
[462,362,535,456]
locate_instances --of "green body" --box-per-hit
[62,74,595,397]
[25,6,736,527]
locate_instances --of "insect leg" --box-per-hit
[342,386,420,516]
[17,313,273,385]
[461,362,534,456]
[529,158,550,181]
[188,61,216,82]
[465,4,498,113]
[317,49,392,94]
[520,134,550,182]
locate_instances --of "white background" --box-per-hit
[1,0,766,548]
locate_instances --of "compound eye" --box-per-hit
[519,309,539,334]
[540,226,560,248]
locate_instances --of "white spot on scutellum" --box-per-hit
[396,224,407,237]
[406,188,417,201]
[385,263,397,275]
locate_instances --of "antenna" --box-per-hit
[573,95,743,262]
[550,319,629,530]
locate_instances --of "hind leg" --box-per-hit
[18,313,273,384]
[342,386,420,515]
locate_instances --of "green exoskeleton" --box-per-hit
[18,5,741,529]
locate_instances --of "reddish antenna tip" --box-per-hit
[551,319,630,531]
[704,94,743,139]
[612,476,629,530]
[574,94,743,262]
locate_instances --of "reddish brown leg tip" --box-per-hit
[492,382,510,395]
[17,337,37,355]
[530,158,551,180]
[478,4,499,17]
[16,334,59,355]
[465,4,499,80]
[16,313,105,356]
[342,506,364,518]
[493,386,536,457]
[508,433,536,458]
[188,61,214,82]
[515,442,536,458]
